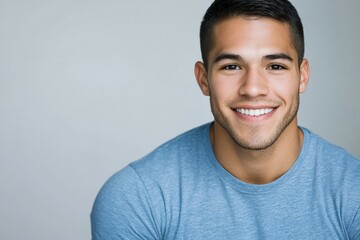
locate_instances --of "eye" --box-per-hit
[267,64,286,70]
[222,64,240,70]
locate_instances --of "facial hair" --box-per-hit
[209,93,300,151]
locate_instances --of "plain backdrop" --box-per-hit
[1,0,359,239]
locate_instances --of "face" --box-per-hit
[195,17,309,150]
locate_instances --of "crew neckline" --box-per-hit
[201,122,311,194]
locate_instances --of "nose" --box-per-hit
[238,68,269,97]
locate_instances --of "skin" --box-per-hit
[194,17,310,184]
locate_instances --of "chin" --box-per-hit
[231,131,280,151]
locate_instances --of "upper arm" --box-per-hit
[91,166,161,240]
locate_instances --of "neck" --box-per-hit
[210,120,304,184]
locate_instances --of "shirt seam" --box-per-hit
[128,164,163,239]
[348,203,360,238]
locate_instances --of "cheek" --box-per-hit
[270,77,300,100]
[210,76,240,100]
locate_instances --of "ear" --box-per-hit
[194,61,210,96]
[299,58,310,94]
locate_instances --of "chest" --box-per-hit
[159,183,348,239]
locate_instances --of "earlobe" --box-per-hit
[299,59,310,94]
[194,61,210,96]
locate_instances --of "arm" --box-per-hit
[91,166,161,240]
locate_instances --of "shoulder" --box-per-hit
[94,122,212,204]
[304,127,360,173]
[305,128,360,188]
[130,123,212,179]
[91,123,213,238]
[303,127,360,199]
[304,128,360,238]
[91,165,160,239]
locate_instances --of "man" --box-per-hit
[91,0,360,239]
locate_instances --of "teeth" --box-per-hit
[236,108,274,116]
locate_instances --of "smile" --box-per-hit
[236,108,274,117]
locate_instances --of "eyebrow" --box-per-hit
[263,53,293,62]
[214,53,243,63]
[214,52,293,63]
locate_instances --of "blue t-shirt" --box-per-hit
[91,123,360,239]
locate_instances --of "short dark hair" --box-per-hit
[200,0,304,69]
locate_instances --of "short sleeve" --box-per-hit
[348,206,360,240]
[91,166,160,240]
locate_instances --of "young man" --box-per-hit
[91,0,360,239]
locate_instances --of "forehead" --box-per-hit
[209,17,296,61]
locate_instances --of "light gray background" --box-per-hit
[1,0,359,239]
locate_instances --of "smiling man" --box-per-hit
[91,0,360,239]
[195,16,309,184]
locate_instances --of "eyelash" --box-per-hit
[267,64,286,70]
[221,64,286,71]
[222,65,241,70]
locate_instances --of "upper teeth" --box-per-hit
[236,108,274,116]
